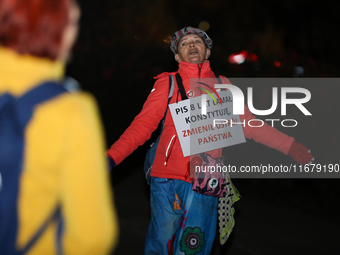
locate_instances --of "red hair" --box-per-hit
[0,0,71,60]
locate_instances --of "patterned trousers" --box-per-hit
[144,177,218,255]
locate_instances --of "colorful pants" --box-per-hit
[144,177,218,255]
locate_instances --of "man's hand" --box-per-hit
[288,141,314,164]
[105,152,116,169]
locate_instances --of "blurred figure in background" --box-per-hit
[0,0,118,254]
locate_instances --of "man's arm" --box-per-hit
[106,75,170,165]
[241,104,313,164]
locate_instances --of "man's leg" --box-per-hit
[144,177,218,255]
[144,177,184,255]
[172,179,218,255]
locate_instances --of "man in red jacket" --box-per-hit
[107,26,313,255]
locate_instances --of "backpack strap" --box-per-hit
[18,206,61,255]
[216,75,222,84]
[55,213,64,255]
[168,75,175,100]
[19,81,67,105]
[175,73,222,99]
[17,82,67,128]
[175,73,188,100]
[160,75,175,129]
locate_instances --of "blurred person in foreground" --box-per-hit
[106,26,313,254]
[0,0,118,254]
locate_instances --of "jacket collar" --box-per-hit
[0,46,64,96]
[177,60,215,78]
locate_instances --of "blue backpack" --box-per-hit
[0,81,68,255]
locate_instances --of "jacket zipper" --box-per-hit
[164,135,176,166]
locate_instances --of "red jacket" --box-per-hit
[106,61,294,182]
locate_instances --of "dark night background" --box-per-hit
[67,0,340,254]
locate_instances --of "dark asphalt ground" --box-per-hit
[111,167,340,255]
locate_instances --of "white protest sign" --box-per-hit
[169,90,246,157]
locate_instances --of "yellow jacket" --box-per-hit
[0,47,118,254]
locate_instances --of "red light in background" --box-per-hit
[229,51,247,64]
[248,53,258,62]
[274,61,281,67]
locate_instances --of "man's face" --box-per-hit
[175,34,210,64]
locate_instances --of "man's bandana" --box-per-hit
[170,26,213,54]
